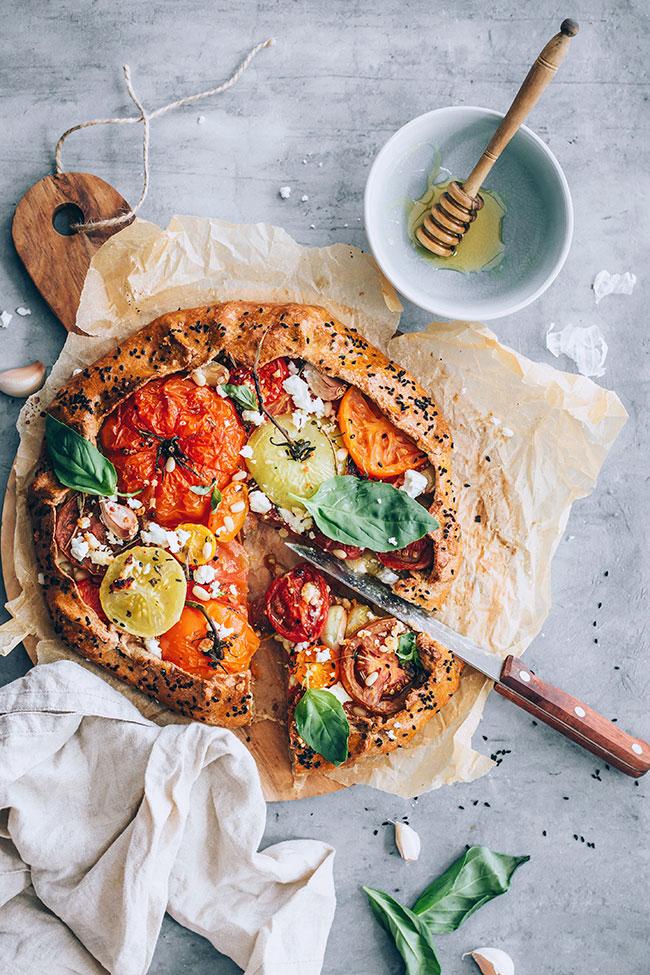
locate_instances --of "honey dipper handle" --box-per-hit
[463,19,579,199]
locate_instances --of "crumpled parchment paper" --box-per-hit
[0,215,628,797]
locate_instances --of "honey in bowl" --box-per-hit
[408,164,506,273]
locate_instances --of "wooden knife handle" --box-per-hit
[494,655,650,777]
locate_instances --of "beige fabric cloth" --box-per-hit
[0,661,336,975]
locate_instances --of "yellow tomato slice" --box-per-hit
[99,546,186,638]
[293,644,339,689]
[208,480,249,543]
[175,523,217,566]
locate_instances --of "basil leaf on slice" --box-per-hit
[412,845,530,933]
[211,486,222,511]
[297,476,439,552]
[397,631,419,665]
[363,888,441,975]
[220,383,259,411]
[189,483,214,496]
[294,688,350,766]
[45,414,118,497]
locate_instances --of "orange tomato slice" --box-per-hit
[208,480,249,543]
[159,599,259,678]
[292,644,339,689]
[337,386,428,479]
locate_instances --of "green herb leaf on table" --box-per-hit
[397,632,420,666]
[45,414,118,498]
[412,845,531,933]
[295,476,439,553]
[220,383,259,411]
[294,687,350,766]
[363,888,441,975]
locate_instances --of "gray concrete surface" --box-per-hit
[1,1,648,972]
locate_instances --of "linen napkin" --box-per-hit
[0,660,336,975]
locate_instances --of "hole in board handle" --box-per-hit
[53,203,85,236]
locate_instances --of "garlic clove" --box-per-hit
[0,361,46,398]
[99,499,139,540]
[393,821,421,861]
[464,947,515,975]
[302,362,347,401]
[201,361,230,387]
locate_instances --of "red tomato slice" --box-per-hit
[228,357,292,416]
[100,375,245,526]
[265,563,330,642]
[76,577,108,623]
[311,530,363,561]
[377,537,433,571]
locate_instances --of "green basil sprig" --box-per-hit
[219,383,259,411]
[46,414,118,497]
[363,888,440,975]
[294,687,350,766]
[364,846,529,972]
[295,475,439,553]
[189,481,222,510]
[397,632,420,666]
[412,846,530,932]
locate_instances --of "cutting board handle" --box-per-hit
[12,172,132,333]
[495,655,650,777]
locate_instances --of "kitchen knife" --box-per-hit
[287,541,650,778]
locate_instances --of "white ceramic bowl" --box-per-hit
[364,106,573,320]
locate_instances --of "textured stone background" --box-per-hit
[0,1,648,972]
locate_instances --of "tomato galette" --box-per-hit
[29,301,462,772]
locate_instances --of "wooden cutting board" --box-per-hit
[2,172,342,801]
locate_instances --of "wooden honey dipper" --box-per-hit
[416,18,579,257]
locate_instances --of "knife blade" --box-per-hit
[286,540,650,777]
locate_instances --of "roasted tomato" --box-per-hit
[208,479,249,542]
[311,530,363,561]
[100,375,245,526]
[292,644,339,689]
[338,386,428,479]
[265,563,330,642]
[377,537,433,572]
[76,577,108,623]
[159,599,259,678]
[229,357,291,416]
[340,617,419,715]
[188,539,250,613]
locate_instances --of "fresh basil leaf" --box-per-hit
[363,888,441,975]
[413,845,530,933]
[211,486,222,511]
[397,631,419,665]
[189,483,214,496]
[45,414,117,498]
[220,383,259,411]
[294,688,350,766]
[296,476,439,552]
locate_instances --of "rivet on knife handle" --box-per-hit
[494,655,650,778]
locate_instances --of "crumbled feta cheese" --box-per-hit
[215,623,235,640]
[240,444,253,458]
[315,646,331,663]
[126,497,143,509]
[105,530,124,547]
[77,516,91,530]
[387,537,397,546]
[376,566,400,585]
[249,490,273,514]
[292,409,309,430]
[140,522,190,554]
[278,507,313,534]
[70,535,90,561]
[400,469,428,499]
[386,729,396,741]
[0,311,12,328]
[16,307,31,316]
[242,409,264,426]
[301,581,321,604]
[327,682,353,706]
[144,637,161,657]
[194,564,218,585]
[37,572,45,585]
[279,185,291,199]
[282,374,324,417]
[72,368,82,376]
[287,360,299,375]
[393,721,401,729]
[301,194,309,202]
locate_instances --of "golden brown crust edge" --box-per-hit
[29,300,461,729]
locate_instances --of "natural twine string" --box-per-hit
[54,38,275,233]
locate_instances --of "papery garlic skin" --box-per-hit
[0,361,46,397]
[464,946,515,975]
[393,821,421,861]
